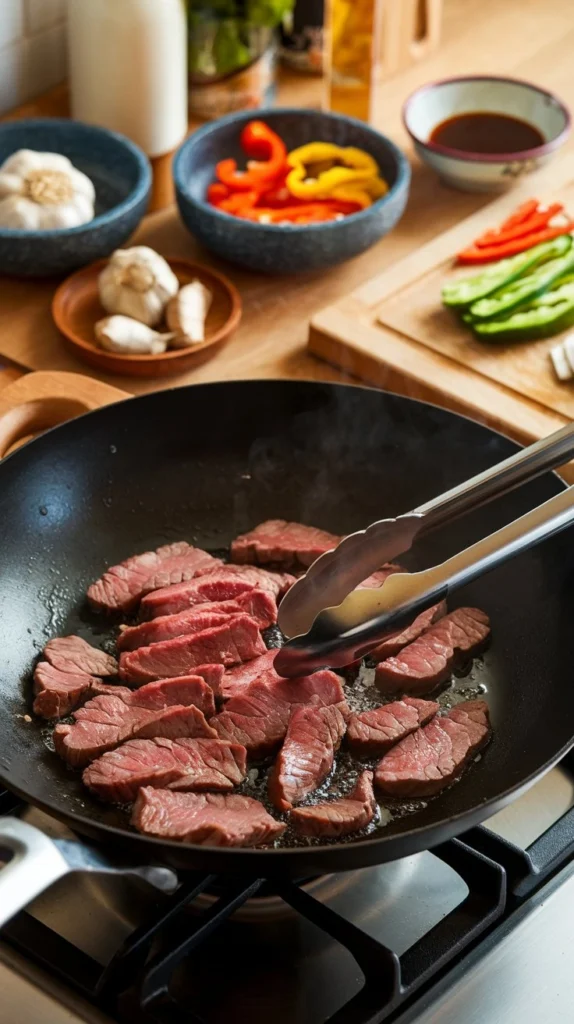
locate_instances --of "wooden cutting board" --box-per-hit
[309,151,574,457]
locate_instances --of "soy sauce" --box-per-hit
[429,111,545,154]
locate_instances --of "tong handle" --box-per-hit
[416,420,574,532]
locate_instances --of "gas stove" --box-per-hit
[2,756,574,1024]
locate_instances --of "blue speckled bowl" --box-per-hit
[0,118,151,277]
[173,109,411,274]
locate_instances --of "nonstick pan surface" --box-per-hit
[0,379,572,878]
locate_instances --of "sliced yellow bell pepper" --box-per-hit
[286,142,384,201]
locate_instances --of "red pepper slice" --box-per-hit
[457,223,574,264]
[474,203,565,248]
[215,121,288,192]
[498,199,539,231]
[242,200,361,224]
[206,182,231,207]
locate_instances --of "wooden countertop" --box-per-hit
[1,0,573,397]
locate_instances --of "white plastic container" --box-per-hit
[67,0,188,158]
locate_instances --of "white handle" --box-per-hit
[0,818,70,927]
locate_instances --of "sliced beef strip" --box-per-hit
[375,608,491,696]
[119,615,267,683]
[220,649,281,701]
[374,700,491,798]
[118,590,276,653]
[290,771,377,838]
[231,519,340,569]
[268,703,349,812]
[358,564,403,588]
[132,787,286,847]
[212,670,346,758]
[346,697,439,757]
[32,663,120,720]
[370,602,447,662]
[44,636,118,677]
[54,681,217,768]
[141,567,295,619]
[84,737,247,803]
[88,542,222,614]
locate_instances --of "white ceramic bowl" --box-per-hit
[403,75,570,192]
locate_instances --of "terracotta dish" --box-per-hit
[52,257,242,377]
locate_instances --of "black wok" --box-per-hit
[0,374,573,886]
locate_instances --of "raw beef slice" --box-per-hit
[268,703,348,811]
[44,636,118,676]
[231,519,340,568]
[118,589,276,652]
[212,670,346,758]
[88,542,222,613]
[290,771,377,838]
[84,737,247,803]
[220,649,281,701]
[375,608,490,695]
[54,679,217,768]
[132,788,286,847]
[32,663,120,719]
[375,700,491,797]
[346,697,439,757]
[369,602,447,662]
[140,567,295,618]
[119,615,267,683]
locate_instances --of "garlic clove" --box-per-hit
[0,194,41,230]
[0,172,24,199]
[67,166,96,203]
[166,280,213,346]
[550,343,572,382]
[98,247,179,327]
[95,315,175,355]
[0,150,72,177]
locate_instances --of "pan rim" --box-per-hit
[0,377,569,865]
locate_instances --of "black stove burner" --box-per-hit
[2,753,574,1024]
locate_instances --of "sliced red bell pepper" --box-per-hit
[206,182,231,207]
[242,200,362,224]
[497,199,539,231]
[215,121,288,192]
[457,223,574,264]
[474,203,565,248]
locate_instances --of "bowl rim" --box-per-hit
[0,117,152,237]
[173,106,411,233]
[402,74,571,164]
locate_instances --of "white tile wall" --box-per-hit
[0,0,67,115]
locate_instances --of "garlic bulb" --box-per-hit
[98,247,179,327]
[0,149,95,230]
[95,315,174,355]
[166,280,213,346]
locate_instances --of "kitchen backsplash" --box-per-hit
[0,0,67,115]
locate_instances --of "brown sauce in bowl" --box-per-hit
[429,111,545,155]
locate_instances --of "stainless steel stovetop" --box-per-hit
[2,762,574,1024]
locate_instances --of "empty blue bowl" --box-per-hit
[173,108,411,274]
[0,118,151,277]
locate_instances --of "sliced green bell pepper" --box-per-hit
[472,282,574,342]
[468,248,574,321]
[441,234,572,309]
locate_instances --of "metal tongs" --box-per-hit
[275,421,574,677]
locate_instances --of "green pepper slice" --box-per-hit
[473,286,574,342]
[468,249,574,321]
[441,234,572,309]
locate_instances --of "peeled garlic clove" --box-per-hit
[166,280,213,346]
[98,247,179,327]
[94,315,174,355]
